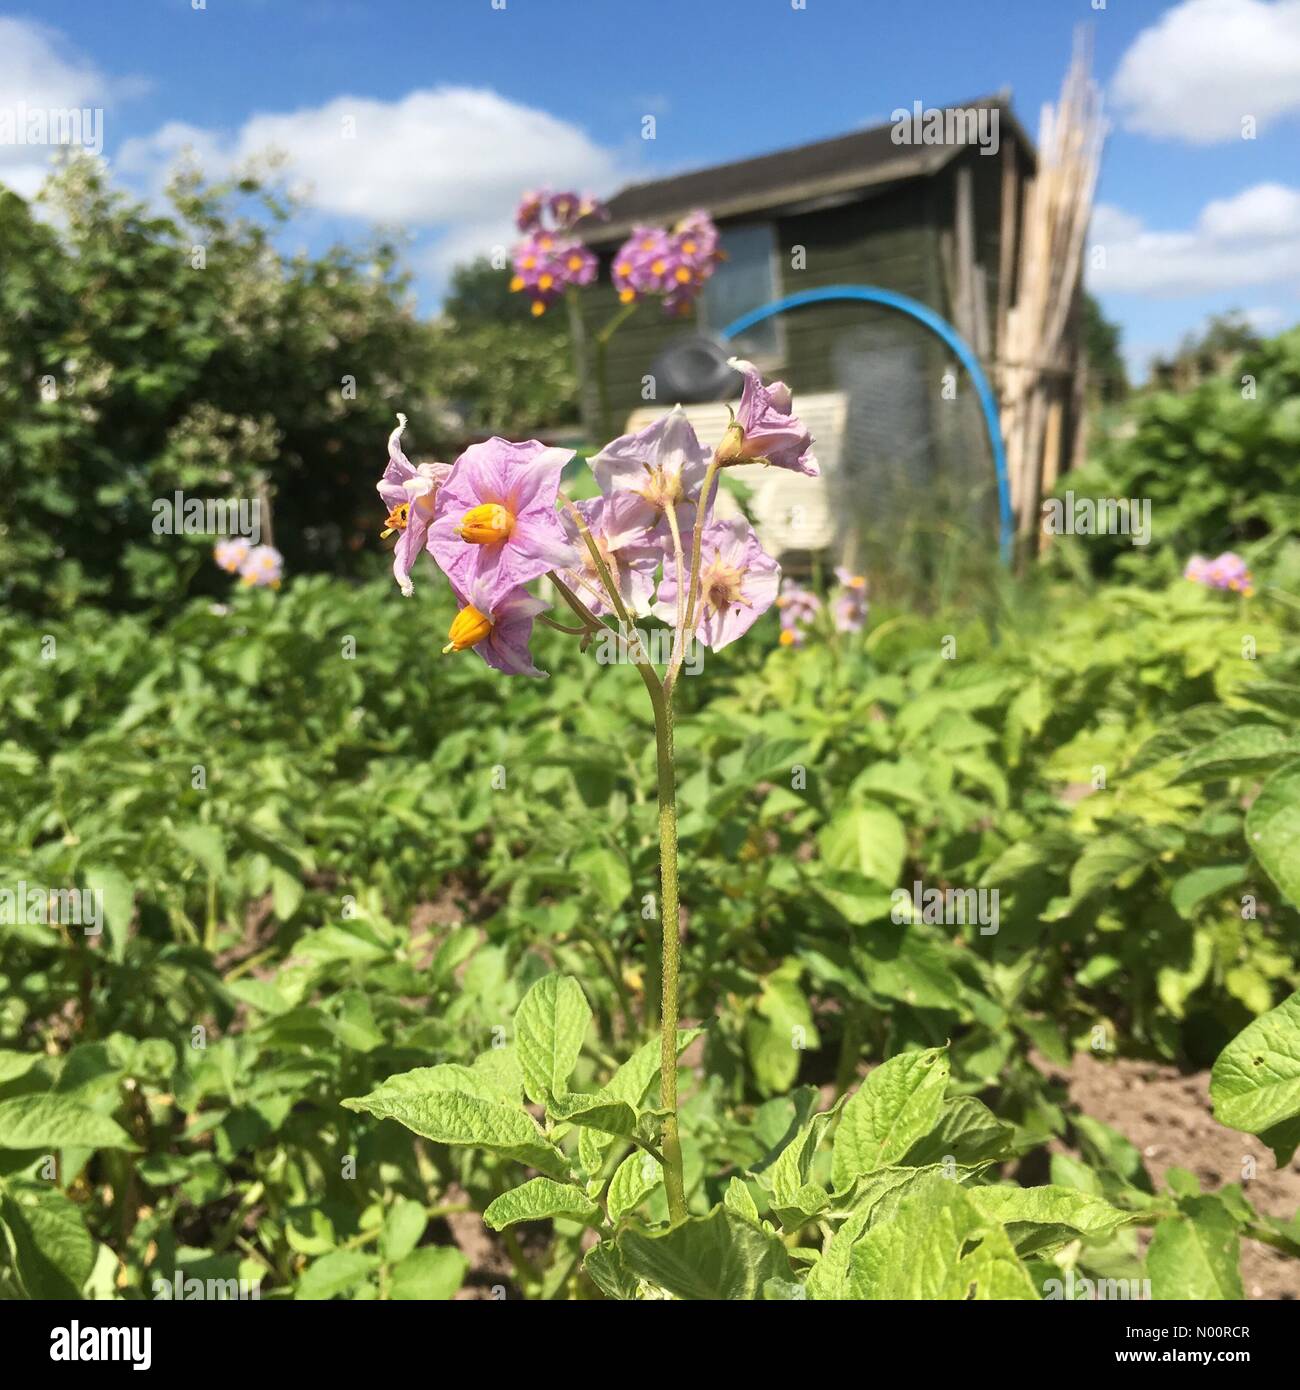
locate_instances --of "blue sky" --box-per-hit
[3,0,1298,379]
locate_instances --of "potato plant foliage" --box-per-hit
[2,552,1300,1299]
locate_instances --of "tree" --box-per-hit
[1080,292,1128,402]
[0,155,438,615]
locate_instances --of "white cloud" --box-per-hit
[1111,0,1300,142]
[1087,183,1300,296]
[1243,305,1289,332]
[118,86,625,231]
[0,17,114,196]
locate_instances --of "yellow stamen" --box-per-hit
[702,558,748,615]
[443,604,493,654]
[681,239,697,254]
[641,238,655,251]
[538,273,554,290]
[509,274,525,291]
[456,502,515,544]
[779,628,797,646]
[618,288,636,303]
[531,300,546,316]
[674,266,691,283]
[521,255,536,269]
[651,258,666,275]
[567,254,583,271]
[539,235,553,250]
[380,501,410,538]
[616,261,631,276]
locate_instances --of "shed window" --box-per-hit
[699,222,783,361]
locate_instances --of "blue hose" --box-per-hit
[719,285,1013,565]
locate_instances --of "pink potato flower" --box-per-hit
[510,230,596,316]
[611,212,722,313]
[559,492,664,617]
[653,516,781,651]
[429,437,578,600]
[442,576,550,679]
[239,543,284,589]
[214,537,251,574]
[376,414,453,597]
[776,577,820,647]
[591,405,711,534]
[832,566,869,633]
[1186,551,1254,596]
[719,358,819,476]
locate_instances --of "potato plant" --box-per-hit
[2,416,1300,1296]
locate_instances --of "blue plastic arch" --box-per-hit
[719,286,1013,564]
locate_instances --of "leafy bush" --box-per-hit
[0,157,434,618]
[1051,326,1300,584]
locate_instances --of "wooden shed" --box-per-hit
[571,97,1077,574]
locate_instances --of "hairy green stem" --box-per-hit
[652,694,688,1224]
[559,494,688,1221]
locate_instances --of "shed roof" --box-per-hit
[581,95,1035,244]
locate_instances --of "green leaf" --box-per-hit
[296,1249,378,1301]
[806,869,896,926]
[483,1177,599,1231]
[342,1084,568,1179]
[847,1171,1038,1300]
[174,822,227,878]
[0,1094,137,1152]
[1174,725,1300,784]
[1063,833,1157,910]
[1147,1198,1243,1300]
[1,1190,95,1298]
[965,1184,1131,1256]
[805,1167,940,1300]
[831,1046,949,1191]
[83,865,133,964]
[1170,864,1246,919]
[583,1240,638,1300]
[606,1151,662,1226]
[603,1029,701,1110]
[548,1091,639,1137]
[818,802,906,886]
[572,846,632,911]
[1247,761,1300,907]
[1210,989,1300,1162]
[757,1092,843,1229]
[902,1096,1015,1168]
[617,1206,792,1301]
[723,1176,760,1223]
[1126,704,1239,775]
[514,974,591,1108]
[388,1246,467,1300]
[380,1199,427,1264]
